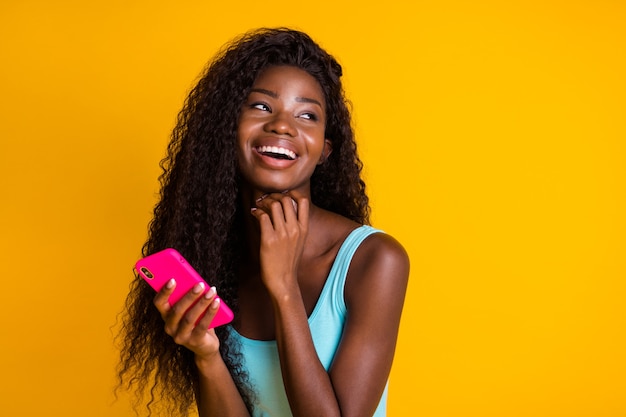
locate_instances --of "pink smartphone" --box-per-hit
[135,248,234,328]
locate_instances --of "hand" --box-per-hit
[250,193,309,295]
[153,279,222,360]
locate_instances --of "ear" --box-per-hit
[318,139,333,165]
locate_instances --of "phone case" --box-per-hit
[135,248,234,328]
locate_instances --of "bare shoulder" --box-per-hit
[351,231,410,278]
[360,231,409,268]
[345,230,410,305]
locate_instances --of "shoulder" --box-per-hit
[351,230,410,279]
[358,230,409,268]
[344,229,410,307]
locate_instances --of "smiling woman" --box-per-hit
[237,66,332,196]
[117,28,409,417]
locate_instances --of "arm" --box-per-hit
[195,352,250,417]
[275,233,409,417]
[329,232,409,416]
[153,281,250,417]
[253,195,340,416]
[252,195,410,416]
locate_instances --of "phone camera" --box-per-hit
[140,267,154,279]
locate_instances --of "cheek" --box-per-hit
[235,130,249,169]
[236,121,252,151]
[308,131,327,157]
[236,116,261,146]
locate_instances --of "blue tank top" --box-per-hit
[228,225,388,416]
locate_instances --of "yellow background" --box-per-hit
[1,1,624,416]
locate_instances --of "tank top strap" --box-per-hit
[331,225,383,282]
[309,225,383,322]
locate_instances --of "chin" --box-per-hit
[259,185,291,194]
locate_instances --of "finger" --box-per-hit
[268,199,288,231]
[253,194,287,226]
[250,206,275,232]
[255,193,269,203]
[195,293,221,331]
[295,197,309,228]
[254,192,281,211]
[153,278,176,314]
[168,282,207,321]
[280,190,298,211]
[178,286,217,334]
[260,211,276,234]
[278,195,298,225]
[252,194,279,220]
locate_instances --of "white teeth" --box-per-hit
[258,145,296,160]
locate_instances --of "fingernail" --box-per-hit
[204,286,216,299]
[256,194,268,202]
[250,207,257,213]
[192,282,205,294]
[166,279,175,289]
[211,298,221,309]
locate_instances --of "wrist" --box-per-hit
[269,285,305,317]
[265,277,300,302]
[194,351,224,375]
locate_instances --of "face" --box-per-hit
[237,65,332,195]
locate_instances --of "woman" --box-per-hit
[118,27,409,417]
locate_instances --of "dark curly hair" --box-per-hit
[117,27,370,416]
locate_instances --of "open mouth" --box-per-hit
[256,146,297,160]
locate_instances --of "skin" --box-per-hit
[153,65,410,417]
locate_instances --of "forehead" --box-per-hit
[252,66,325,105]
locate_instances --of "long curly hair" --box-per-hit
[117,27,370,416]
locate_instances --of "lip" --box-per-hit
[251,137,300,169]
[252,146,299,169]
[255,145,297,160]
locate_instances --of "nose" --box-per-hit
[264,112,296,136]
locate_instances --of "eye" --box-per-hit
[299,112,318,121]
[250,102,271,112]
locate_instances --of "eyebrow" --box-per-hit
[250,88,323,108]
